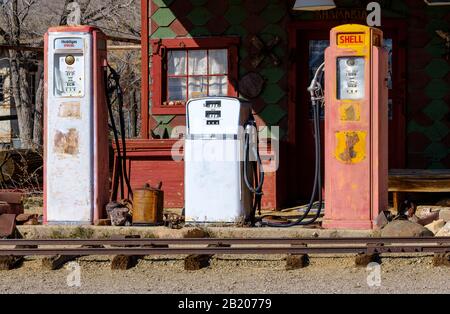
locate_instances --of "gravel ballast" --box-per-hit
[0,255,449,294]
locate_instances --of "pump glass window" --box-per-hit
[53,38,85,98]
[337,57,365,100]
[167,49,228,104]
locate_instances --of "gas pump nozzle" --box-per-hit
[308,62,326,106]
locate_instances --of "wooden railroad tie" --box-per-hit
[286,244,309,270]
[0,245,36,271]
[184,244,231,271]
[42,255,80,271]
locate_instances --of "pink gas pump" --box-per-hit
[322,24,389,230]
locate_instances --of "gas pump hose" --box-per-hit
[243,115,265,222]
[104,64,133,201]
[261,63,325,227]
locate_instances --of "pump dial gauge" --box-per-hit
[65,55,75,66]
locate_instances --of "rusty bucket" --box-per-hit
[132,183,164,226]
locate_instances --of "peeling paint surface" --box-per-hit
[54,128,80,156]
[335,131,367,164]
[339,103,360,121]
[58,102,81,119]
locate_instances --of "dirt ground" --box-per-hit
[0,255,449,294]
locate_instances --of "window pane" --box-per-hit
[188,50,207,75]
[209,49,228,75]
[168,77,187,101]
[208,76,228,96]
[188,76,208,99]
[383,38,393,90]
[168,51,186,75]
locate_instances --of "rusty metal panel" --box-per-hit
[0,214,16,238]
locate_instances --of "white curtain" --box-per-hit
[167,49,229,101]
[209,49,227,75]
[209,76,228,97]
[168,51,186,75]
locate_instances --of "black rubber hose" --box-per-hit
[243,118,265,223]
[108,65,133,200]
[243,127,264,196]
[261,63,326,228]
[104,66,124,200]
[263,99,322,228]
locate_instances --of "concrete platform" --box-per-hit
[16,225,374,240]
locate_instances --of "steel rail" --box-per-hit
[1,237,450,247]
[0,246,449,256]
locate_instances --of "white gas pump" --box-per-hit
[44,26,110,225]
[185,97,264,224]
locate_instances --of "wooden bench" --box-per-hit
[389,169,450,212]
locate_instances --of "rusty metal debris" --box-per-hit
[0,214,17,238]
[0,190,24,215]
[164,213,184,229]
[106,200,132,226]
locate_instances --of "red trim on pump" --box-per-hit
[43,32,49,225]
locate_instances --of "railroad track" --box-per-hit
[1,238,449,256]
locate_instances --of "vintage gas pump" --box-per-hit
[44,26,109,225]
[323,25,389,229]
[184,97,264,224]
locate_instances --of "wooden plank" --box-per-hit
[389,169,450,193]
[389,178,450,192]
[389,169,450,179]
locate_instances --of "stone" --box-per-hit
[106,202,131,226]
[374,212,389,230]
[425,219,446,235]
[437,199,450,207]
[16,214,38,224]
[439,210,450,222]
[436,222,450,237]
[381,220,434,238]
[416,212,440,226]
[23,218,39,226]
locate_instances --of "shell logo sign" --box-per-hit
[334,131,367,164]
[337,33,365,46]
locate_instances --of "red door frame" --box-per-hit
[287,20,407,203]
